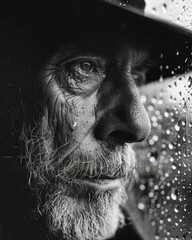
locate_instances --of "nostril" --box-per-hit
[109,130,137,143]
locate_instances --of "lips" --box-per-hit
[77,178,123,190]
[73,174,127,191]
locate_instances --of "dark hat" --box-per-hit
[1,0,192,79]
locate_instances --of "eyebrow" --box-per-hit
[55,50,79,67]
[131,49,156,70]
[134,58,157,71]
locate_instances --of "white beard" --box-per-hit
[43,183,128,240]
[23,118,137,240]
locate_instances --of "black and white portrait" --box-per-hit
[1,1,192,240]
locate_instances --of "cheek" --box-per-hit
[41,73,99,152]
[59,93,98,146]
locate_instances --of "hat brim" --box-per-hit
[101,0,192,79]
[1,0,192,80]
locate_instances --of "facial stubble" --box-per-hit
[23,118,136,240]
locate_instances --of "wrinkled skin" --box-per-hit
[19,33,153,240]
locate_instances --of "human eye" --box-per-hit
[132,71,146,86]
[60,57,107,93]
[67,59,100,82]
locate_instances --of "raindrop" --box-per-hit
[172,163,177,170]
[152,135,158,141]
[167,217,172,222]
[149,139,155,146]
[141,95,147,104]
[139,184,145,191]
[181,120,186,126]
[149,192,154,198]
[171,188,178,200]
[159,219,164,224]
[138,202,145,210]
[70,121,78,130]
[151,97,157,103]
[161,190,165,195]
[165,65,169,69]
[174,205,179,213]
[171,118,175,123]
[168,143,174,149]
[166,129,171,135]
[158,98,163,105]
[164,111,169,117]
[175,123,180,131]
[151,116,158,122]
[183,102,188,113]
[188,76,192,88]
[184,204,187,212]
[149,156,157,164]
[148,104,154,111]
[151,220,156,226]
[162,3,167,13]
[152,7,156,13]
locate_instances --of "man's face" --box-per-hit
[23,33,152,240]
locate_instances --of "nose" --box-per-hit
[94,69,151,143]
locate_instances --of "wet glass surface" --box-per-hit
[126,1,192,239]
[128,75,192,239]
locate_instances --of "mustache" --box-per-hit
[58,145,136,180]
[21,122,136,187]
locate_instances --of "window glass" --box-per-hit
[127,1,192,239]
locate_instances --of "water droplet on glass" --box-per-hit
[174,205,179,213]
[188,76,192,88]
[151,220,156,226]
[168,143,174,150]
[162,3,167,13]
[70,121,78,130]
[164,111,169,117]
[184,204,187,212]
[171,188,178,200]
[152,7,156,13]
[166,129,171,135]
[138,202,145,210]
[183,102,188,113]
[181,120,186,126]
[167,217,172,222]
[158,98,163,105]
[172,163,177,170]
[148,104,155,111]
[175,123,180,131]
[141,95,147,104]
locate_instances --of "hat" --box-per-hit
[1,0,192,80]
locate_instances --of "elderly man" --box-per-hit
[1,0,192,240]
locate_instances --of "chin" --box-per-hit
[43,181,128,240]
